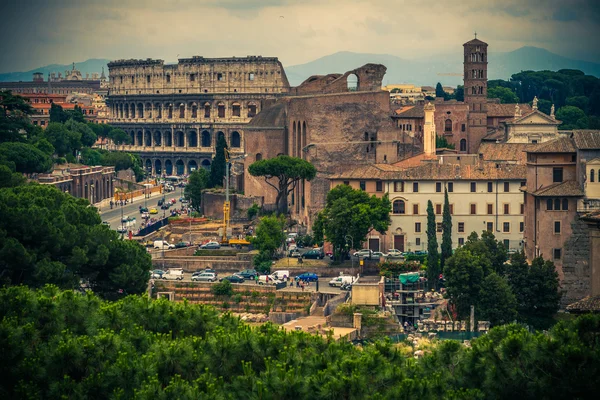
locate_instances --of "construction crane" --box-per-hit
[220,149,248,245]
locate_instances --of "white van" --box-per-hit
[328,275,355,287]
[154,240,175,250]
[271,270,290,281]
[163,268,184,280]
[258,274,284,285]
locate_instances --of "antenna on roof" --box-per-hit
[474,31,477,39]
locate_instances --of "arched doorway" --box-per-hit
[201,130,211,147]
[201,159,211,170]
[217,131,225,144]
[95,179,99,202]
[347,73,358,91]
[155,159,162,175]
[136,131,143,146]
[460,139,467,152]
[175,131,184,147]
[188,130,198,147]
[154,131,162,146]
[188,160,198,172]
[165,160,173,175]
[164,131,172,147]
[129,131,135,144]
[145,159,152,173]
[144,130,152,146]
[175,160,185,175]
[231,131,241,148]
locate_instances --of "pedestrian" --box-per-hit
[301,281,305,292]
[255,275,258,285]
[296,279,300,288]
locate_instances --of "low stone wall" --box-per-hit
[327,314,354,328]
[152,256,251,273]
[269,312,299,324]
[203,191,263,220]
[323,292,349,317]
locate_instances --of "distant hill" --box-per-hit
[284,47,600,87]
[0,59,110,82]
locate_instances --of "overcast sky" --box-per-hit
[1,0,599,73]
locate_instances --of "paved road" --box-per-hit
[99,191,184,232]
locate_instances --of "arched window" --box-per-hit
[591,169,595,182]
[248,102,257,118]
[562,198,569,211]
[204,103,211,118]
[191,103,198,118]
[393,200,406,214]
[231,131,241,148]
[232,102,241,117]
[256,153,262,161]
[460,139,467,152]
[554,198,561,210]
[201,130,211,147]
[445,119,452,132]
[179,103,185,118]
[347,74,358,91]
[217,102,225,118]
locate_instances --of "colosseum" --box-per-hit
[106,56,290,175]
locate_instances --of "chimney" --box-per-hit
[423,102,436,156]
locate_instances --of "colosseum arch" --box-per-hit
[130,102,136,118]
[155,103,162,118]
[232,102,241,117]
[190,102,198,119]
[155,159,162,175]
[165,160,173,175]
[167,103,173,119]
[154,131,162,147]
[347,73,358,91]
[217,102,225,118]
[201,130,211,147]
[201,159,211,170]
[178,103,185,119]
[175,160,185,175]
[204,102,211,118]
[144,130,152,147]
[164,131,172,147]
[217,131,225,144]
[175,131,185,147]
[145,102,152,118]
[145,159,152,173]
[136,131,143,146]
[129,130,135,144]
[248,102,257,118]
[137,103,144,118]
[188,130,198,147]
[188,160,198,172]
[124,103,129,118]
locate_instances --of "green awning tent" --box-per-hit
[399,272,420,284]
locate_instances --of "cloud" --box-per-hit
[0,0,599,73]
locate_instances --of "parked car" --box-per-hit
[149,208,158,214]
[181,199,189,204]
[200,241,221,249]
[386,249,404,258]
[101,221,110,226]
[175,241,192,248]
[191,272,217,282]
[271,270,290,281]
[219,274,245,284]
[295,272,318,282]
[121,215,130,223]
[289,249,301,258]
[353,249,373,258]
[154,240,175,250]
[372,251,385,260]
[117,225,128,233]
[329,275,355,287]
[160,203,170,210]
[157,199,164,206]
[151,269,165,279]
[141,212,150,219]
[193,268,217,277]
[236,269,257,279]
[162,268,184,280]
[302,249,325,259]
[139,207,148,213]
[258,274,282,285]
[340,282,353,291]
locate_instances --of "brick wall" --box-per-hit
[562,215,591,306]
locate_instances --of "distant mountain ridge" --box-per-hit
[0,59,110,83]
[2,47,599,88]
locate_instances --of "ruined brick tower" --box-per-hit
[463,36,488,153]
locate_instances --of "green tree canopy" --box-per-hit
[435,82,445,98]
[313,184,390,261]
[487,86,519,104]
[426,200,440,285]
[556,105,588,129]
[477,272,517,326]
[0,142,53,174]
[0,184,151,295]
[0,164,26,188]
[248,155,317,214]
[252,215,285,258]
[184,168,209,211]
[108,128,130,145]
[0,90,34,143]
[65,118,97,148]
[440,188,452,271]
[436,135,455,149]
[444,247,484,320]
[43,122,81,157]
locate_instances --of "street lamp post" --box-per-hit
[120,199,124,239]
[345,235,354,277]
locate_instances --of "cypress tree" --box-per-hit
[426,200,440,288]
[441,188,453,270]
[209,134,228,188]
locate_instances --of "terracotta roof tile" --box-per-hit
[393,152,437,168]
[394,105,424,118]
[487,103,532,117]
[331,161,526,181]
[571,130,600,150]
[478,142,538,164]
[529,180,583,197]
[527,136,577,153]
[566,295,600,312]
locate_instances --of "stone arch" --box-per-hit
[129,130,135,144]
[145,102,152,118]
[165,159,173,175]
[188,130,198,147]
[84,183,89,201]
[292,120,296,156]
[175,131,185,147]
[460,139,467,152]
[201,130,211,147]
[302,121,307,153]
[164,131,172,147]
[175,159,185,175]
[178,102,185,118]
[188,160,198,172]
[124,103,129,118]
[204,102,211,118]
[145,159,152,173]
[167,103,173,119]
[130,102,136,118]
[231,131,241,148]
[232,102,241,117]
[136,131,143,146]
[217,131,225,144]
[201,159,211,170]
[392,199,406,214]
[155,103,162,118]
[256,153,262,161]
[154,131,162,146]
[137,103,144,118]
[95,179,99,202]
[347,73,358,91]
[144,130,152,146]
[155,159,162,175]
[217,102,225,118]
[191,102,198,118]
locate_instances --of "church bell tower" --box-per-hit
[463,34,488,153]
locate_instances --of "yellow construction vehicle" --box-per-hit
[220,149,248,245]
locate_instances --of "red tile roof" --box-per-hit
[527,136,576,153]
[566,295,600,313]
[478,142,537,164]
[572,130,600,150]
[487,103,532,117]
[394,105,424,118]
[528,180,583,197]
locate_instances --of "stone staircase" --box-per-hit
[311,306,324,316]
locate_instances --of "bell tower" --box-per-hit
[463,34,488,153]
